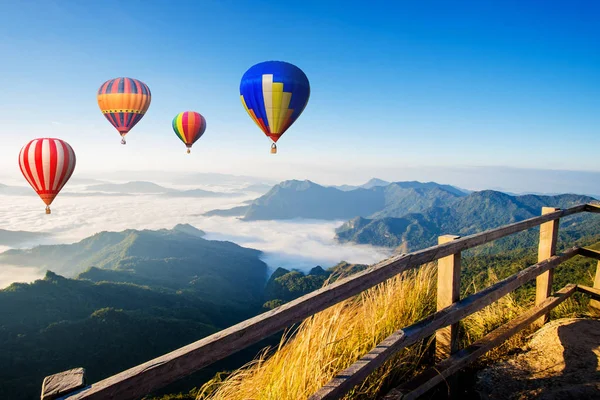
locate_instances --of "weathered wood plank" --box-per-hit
[383,284,577,400]
[41,368,86,400]
[577,247,600,261]
[60,205,588,400]
[435,235,461,360]
[578,249,600,310]
[535,207,559,326]
[575,247,600,309]
[584,203,600,213]
[308,248,579,400]
[577,284,600,301]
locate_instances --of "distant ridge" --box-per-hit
[203,179,467,220]
[84,181,242,197]
[336,191,599,252]
[332,178,391,191]
[86,181,169,193]
[0,224,264,292]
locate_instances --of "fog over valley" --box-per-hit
[0,175,392,288]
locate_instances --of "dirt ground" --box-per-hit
[475,318,600,399]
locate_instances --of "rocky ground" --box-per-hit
[475,318,600,399]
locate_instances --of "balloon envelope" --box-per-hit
[172,111,207,151]
[240,61,310,144]
[97,77,151,141]
[18,138,76,209]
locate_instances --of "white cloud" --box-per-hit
[200,218,392,275]
[0,265,45,288]
[0,183,392,287]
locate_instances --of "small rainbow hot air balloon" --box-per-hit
[240,61,310,154]
[172,111,207,154]
[97,77,151,145]
[18,138,76,214]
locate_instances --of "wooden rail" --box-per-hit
[43,203,600,400]
[308,248,580,399]
[383,284,578,400]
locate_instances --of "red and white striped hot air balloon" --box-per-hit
[18,138,76,214]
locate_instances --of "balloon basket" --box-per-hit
[270,143,277,154]
[45,206,51,215]
[187,148,191,154]
[121,138,126,145]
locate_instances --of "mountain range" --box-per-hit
[336,190,599,252]
[3,177,600,399]
[0,181,250,198]
[331,178,391,191]
[204,179,469,220]
[0,224,268,306]
[0,224,273,400]
[0,223,371,400]
[84,181,245,198]
[200,178,599,253]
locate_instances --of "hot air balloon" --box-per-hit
[97,77,151,145]
[172,111,207,154]
[18,138,76,214]
[240,61,310,154]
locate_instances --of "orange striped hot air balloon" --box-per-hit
[18,138,76,214]
[172,111,207,154]
[97,77,151,145]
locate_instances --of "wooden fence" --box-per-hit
[41,203,600,400]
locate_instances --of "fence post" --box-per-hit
[535,207,560,326]
[436,234,461,360]
[590,262,600,312]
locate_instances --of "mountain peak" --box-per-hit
[308,266,329,276]
[471,189,513,200]
[44,270,66,282]
[172,224,206,238]
[278,180,319,190]
[361,178,390,189]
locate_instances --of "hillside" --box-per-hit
[0,224,272,400]
[0,224,267,306]
[204,180,466,220]
[0,220,375,400]
[242,180,385,220]
[0,272,247,400]
[262,262,368,309]
[336,191,599,252]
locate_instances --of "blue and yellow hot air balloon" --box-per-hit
[97,77,151,145]
[240,61,310,154]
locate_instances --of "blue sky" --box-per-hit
[0,0,598,186]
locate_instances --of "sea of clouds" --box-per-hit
[0,177,392,288]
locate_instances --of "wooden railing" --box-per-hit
[42,203,600,400]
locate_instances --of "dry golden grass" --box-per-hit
[459,269,531,363]
[197,263,437,400]
[196,266,586,400]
